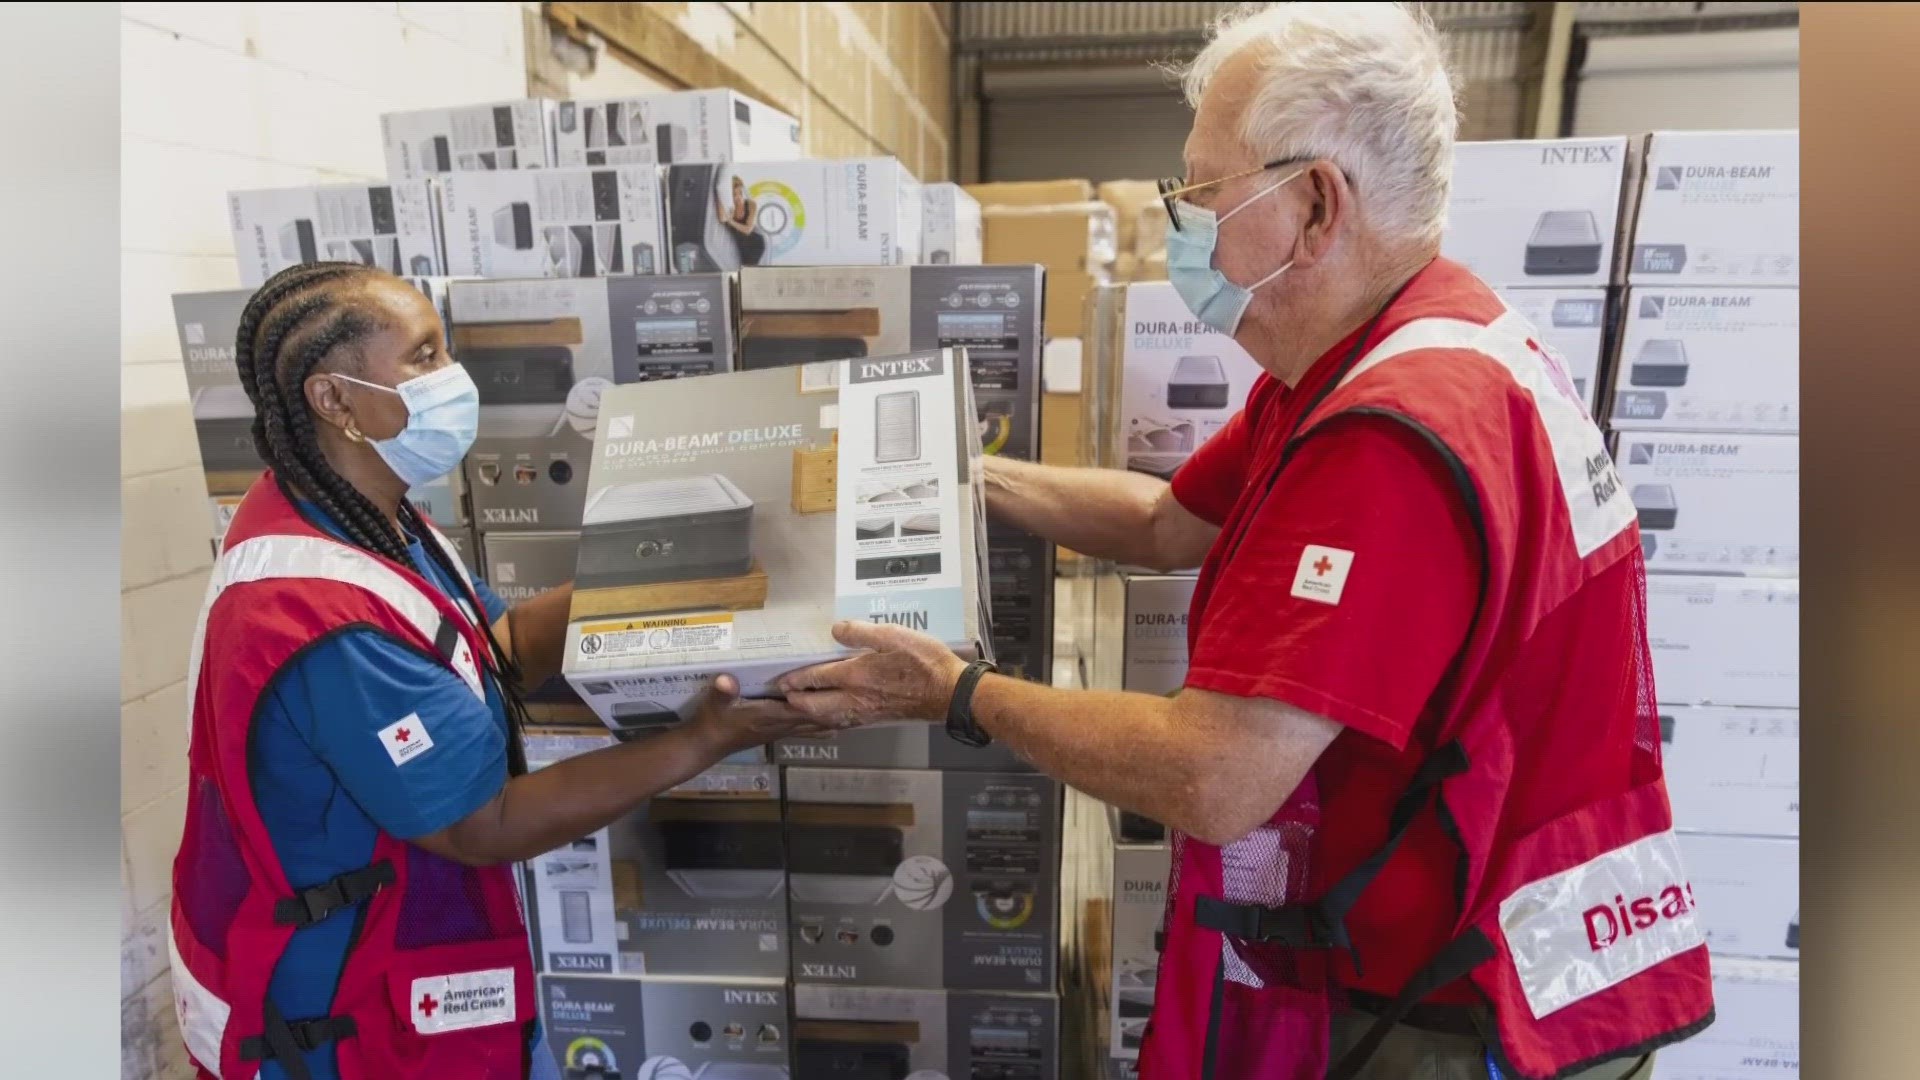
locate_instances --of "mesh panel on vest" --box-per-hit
[1218,780,1320,990]
[395,845,494,949]
[1625,546,1665,782]
[179,776,251,960]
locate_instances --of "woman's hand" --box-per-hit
[687,674,858,756]
[776,621,970,725]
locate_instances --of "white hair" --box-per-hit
[1182,2,1459,248]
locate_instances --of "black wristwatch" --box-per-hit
[945,659,997,748]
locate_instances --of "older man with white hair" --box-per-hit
[777,4,1713,1077]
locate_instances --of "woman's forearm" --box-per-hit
[505,584,572,689]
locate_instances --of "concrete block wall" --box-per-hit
[118,5,530,1077]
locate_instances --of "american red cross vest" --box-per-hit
[169,474,538,1080]
[1139,277,1715,1080]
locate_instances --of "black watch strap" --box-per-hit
[945,659,997,748]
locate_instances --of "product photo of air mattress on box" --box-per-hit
[562,348,992,735]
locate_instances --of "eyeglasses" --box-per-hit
[1157,158,1313,232]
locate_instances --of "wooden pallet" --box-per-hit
[570,560,769,619]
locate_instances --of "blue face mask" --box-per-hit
[336,365,480,487]
[1165,170,1304,335]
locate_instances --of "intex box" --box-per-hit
[451,275,733,533]
[1492,286,1609,413]
[1613,432,1798,576]
[1609,288,1798,434]
[1647,575,1797,709]
[482,531,584,709]
[441,167,666,279]
[1677,833,1799,961]
[552,89,801,168]
[521,731,782,979]
[1444,138,1631,287]
[540,974,792,1079]
[792,983,1058,1080]
[1629,130,1799,286]
[381,99,556,178]
[922,182,984,265]
[228,182,445,286]
[1112,283,1263,480]
[786,768,1060,992]
[1648,958,1798,1079]
[1661,705,1798,838]
[562,350,989,732]
[665,159,920,271]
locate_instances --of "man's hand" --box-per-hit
[686,674,853,756]
[776,621,970,724]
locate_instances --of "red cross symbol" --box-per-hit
[418,992,439,1017]
[1313,556,1334,576]
[394,728,412,744]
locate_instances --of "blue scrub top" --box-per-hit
[249,503,555,1079]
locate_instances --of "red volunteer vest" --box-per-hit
[169,474,537,1080]
[1139,277,1715,1079]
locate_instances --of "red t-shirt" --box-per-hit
[1169,261,1489,1001]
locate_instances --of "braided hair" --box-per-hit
[237,262,531,774]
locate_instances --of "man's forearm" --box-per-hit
[967,676,1238,841]
[985,457,1175,566]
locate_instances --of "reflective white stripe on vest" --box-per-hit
[419,520,484,629]
[1498,829,1705,1019]
[170,926,231,1077]
[1340,309,1637,559]
[185,535,485,745]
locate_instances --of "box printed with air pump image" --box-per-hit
[520,731,785,981]
[791,982,1059,1080]
[785,767,1061,993]
[540,972,793,1080]
[450,274,735,533]
[560,348,991,738]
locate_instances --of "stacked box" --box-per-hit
[380,99,557,178]
[440,167,667,279]
[228,181,446,286]
[1608,287,1798,433]
[921,182,984,265]
[539,973,794,1077]
[1445,137,1633,288]
[1104,283,1262,493]
[1626,131,1799,287]
[551,89,801,167]
[664,159,922,271]
[791,983,1059,1080]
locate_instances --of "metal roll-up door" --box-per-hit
[981,64,1191,182]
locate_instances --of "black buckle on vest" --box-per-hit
[1193,895,1344,950]
[240,1016,358,1060]
[273,861,396,927]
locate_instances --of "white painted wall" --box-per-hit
[1572,27,1800,137]
[118,5,530,1077]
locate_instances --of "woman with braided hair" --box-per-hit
[169,264,835,1080]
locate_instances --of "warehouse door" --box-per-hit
[981,64,1192,182]
[1571,27,1798,136]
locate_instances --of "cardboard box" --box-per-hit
[1444,137,1631,287]
[440,167,666,278]
[965,179,1095,207]
[984,203,1117,274]
[1103,807,1170,1068]
[409,466,468,527]
[1111,283,1264,480]
[1492,286,1609,414]
[786,767,1060,992]
[1649,957,1798,1079]
[1096,180,1162,256]
[1646,575,1798,709]
[381,99,557,179]
[792,983,1059,1080]
[561,350,990,732]
[1677,833,1799,960]
[228,182,445,286]
[1629,130,1799,286]
[1609,288,1798,434]
[552,89,802,168]
[540,974,793,1078]
[521,730,782,979]
[665,158,920,271]
[1048,269,1102,340]
[922,182,984,265]
[451,275,734,532]
[1612,432,1798,576]
[1133,203,1169,261]
[1661,706,1798,838]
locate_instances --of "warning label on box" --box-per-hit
[576,614,733,660]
